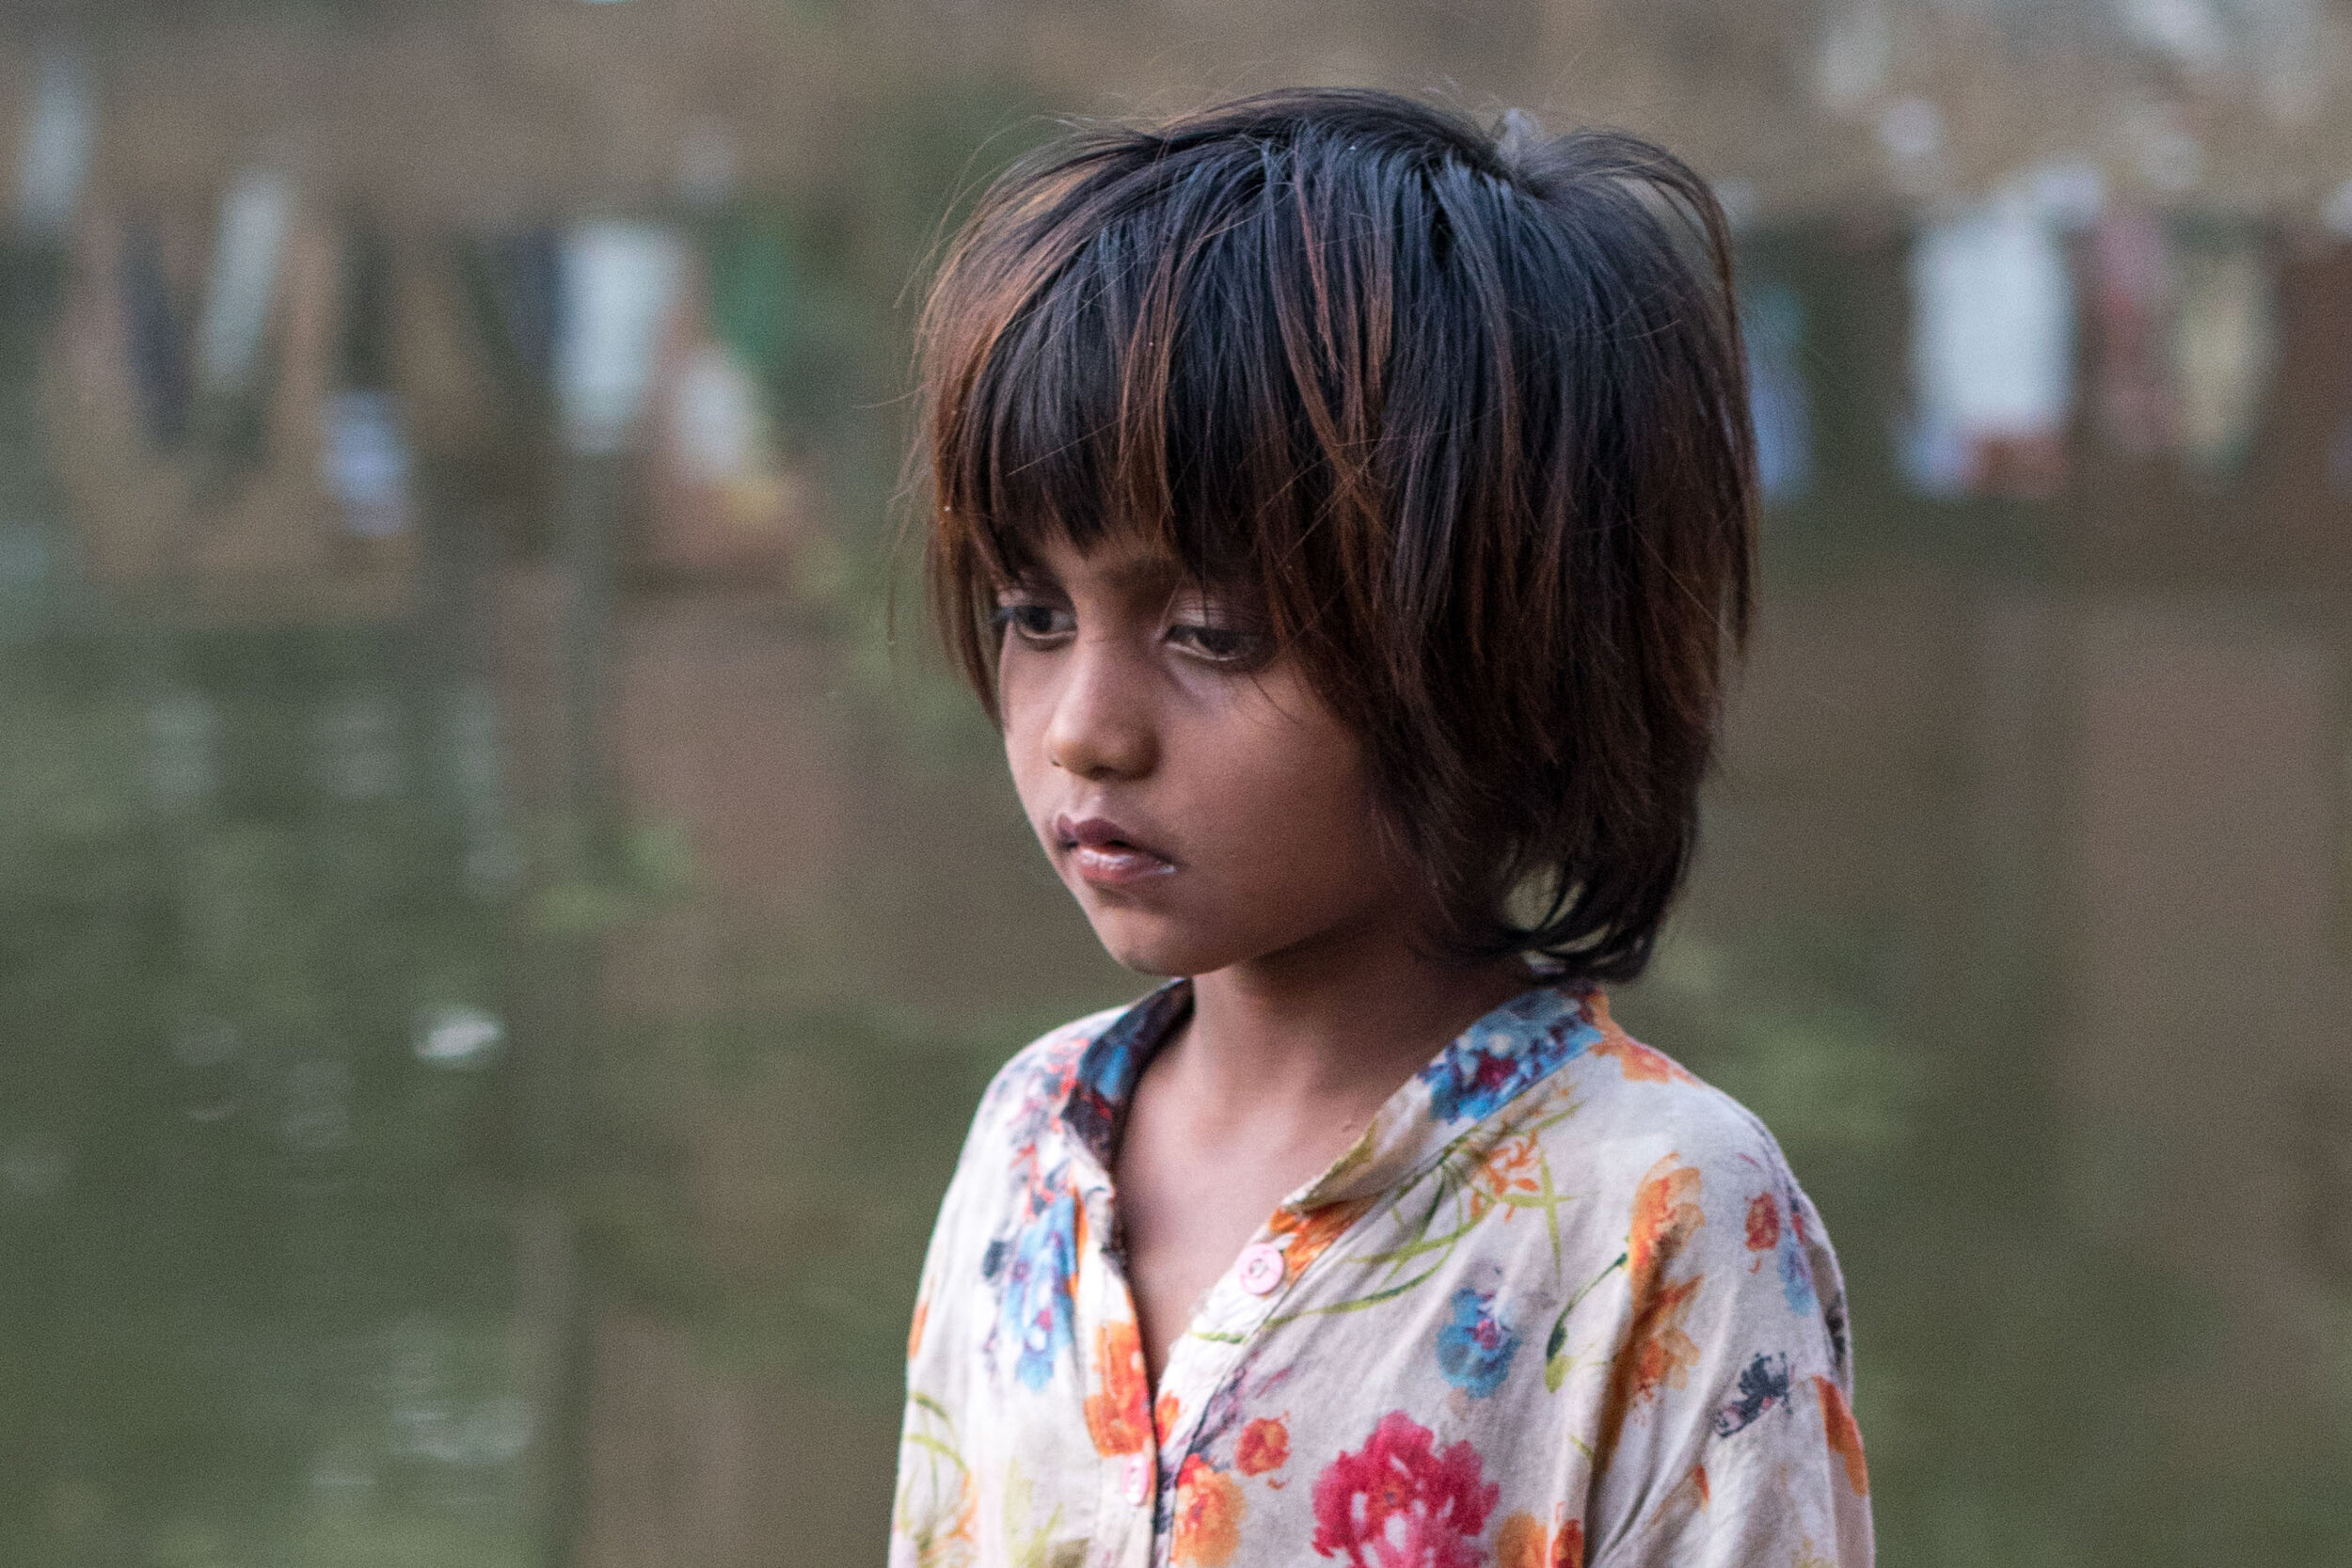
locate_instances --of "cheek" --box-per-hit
[1187,701,1390,893]
[995,667,1052,794]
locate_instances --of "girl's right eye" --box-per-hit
[991,602,1074,644]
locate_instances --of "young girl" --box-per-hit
[892,89,1870,1568]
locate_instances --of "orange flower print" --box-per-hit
[1597,1156,1708,1468]
[1264,1197,1373,1284]
[1155,1390,1182,1443]
[1171,1453,1246,1566]
[906,1297,929,1360]
[1628,1155,1706,1285]
[1492,1508,1588,1568]
[1469,1133,1543,1220]
[1082,1319,1152,1456]
[1236,1416,1290,1476]
[1588,993,1697,1085]
[1744,1192,1780,1255]
[1496,1512,1547,1568]
[1618,1275,1704,1404]
[937,1468,978,1561]
[1816,1376,1870,1496]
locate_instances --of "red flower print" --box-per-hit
[1744,1193,1781,1255]
[1155,1390,1182,1443]
[1310,1410,1499,1568]
[1816,1376,1870,1496]
[1236,1416,1291,1476]
[1082,1319,1151,1456]
[1588,994,1697,1085]
[1172,1454,1246,1566]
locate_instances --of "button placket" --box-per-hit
[1069,1176,1153,1564]
[1120,1449,1153,1507]
[1148,1254,1285,1478]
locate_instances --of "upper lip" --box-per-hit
[1053,813,1175,863]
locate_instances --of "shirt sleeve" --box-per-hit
[888,1058,1012,1568]
[1593,1367,1872,1568]
[1588,1120,1873,1568]
[888,1013,1117,1568]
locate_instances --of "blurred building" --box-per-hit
[2,2,2348,1563]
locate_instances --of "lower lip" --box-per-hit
[1067,843,1178,886]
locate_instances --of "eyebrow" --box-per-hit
[1097,553,1188,596]
[1013,549,1191,599]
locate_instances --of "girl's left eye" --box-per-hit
[1166,623,1259,663]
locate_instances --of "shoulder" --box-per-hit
[1505,1000,1866,1555]
[946,994,1142,1176]
[907,998,1137,1344]
[1552,991,1806,1198]
[1537,992,1853,1375]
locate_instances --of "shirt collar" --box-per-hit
[1055,969,1605,1208]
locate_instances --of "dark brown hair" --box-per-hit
[917,88,1755,981]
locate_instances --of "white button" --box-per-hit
[1236,1242,1285,1296]
[1122,1450,1152,1506]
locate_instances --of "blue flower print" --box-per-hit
[1712,1352,1792,1436]
[1435,1287,1521,1397]
[1778,1233,1818,1314]
[1418,999,1598,1124]
[989,1188,1078,1390]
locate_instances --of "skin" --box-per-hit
[995,528,1534,1388]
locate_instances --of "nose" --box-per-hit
[1041,634,1156,781]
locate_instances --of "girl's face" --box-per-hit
[994,529,1418,979]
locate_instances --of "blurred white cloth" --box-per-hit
[1905,198,2074,498]
[556,222,689,455]
[196,169,294,402]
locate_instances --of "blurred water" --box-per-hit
[0,7,2348,1567]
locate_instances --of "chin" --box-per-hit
[1082,905,1247,979]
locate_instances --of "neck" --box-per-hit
[1175,908,1534,1123]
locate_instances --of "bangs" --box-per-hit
[927,138,1338,629]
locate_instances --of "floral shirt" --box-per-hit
[891,976,1872,1568]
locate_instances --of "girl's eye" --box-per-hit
[992,601,1073,644]
[1167,623,1260,663]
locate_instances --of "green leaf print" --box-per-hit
[1544,1250,1628,1393]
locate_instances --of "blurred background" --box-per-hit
[0,0,2346,1563]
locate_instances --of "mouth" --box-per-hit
[1053,814,1178,886]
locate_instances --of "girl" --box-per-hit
[892,89,1870,1568]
